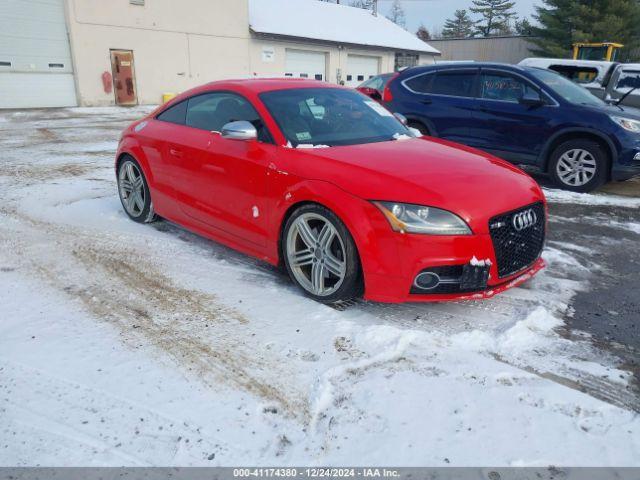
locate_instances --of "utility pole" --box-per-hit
[373,0,378,15]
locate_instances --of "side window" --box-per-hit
[480,73,539,102]
[156,100,187,124]
[404,73,434,93]
[615,70,640,92]
[185,92,272,142]
[431,71,476,97]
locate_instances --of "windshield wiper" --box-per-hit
[617,86,639,106]
[616,75,640,106]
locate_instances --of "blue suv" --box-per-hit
[383,63,640,192]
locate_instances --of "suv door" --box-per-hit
[471,69,556,164]
[158,92,275,247]
[400,68,479,144]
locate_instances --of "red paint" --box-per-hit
[101,71,113,94]
[117,78,546,303]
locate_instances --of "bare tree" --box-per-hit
[386,0,406,28]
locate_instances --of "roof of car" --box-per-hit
[403,62,528,75]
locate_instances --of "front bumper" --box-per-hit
[361,230,545,303]
[612,135,640,180]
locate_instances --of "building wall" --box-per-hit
[65,0,253,106]
[65,0,437,106]
[427,36,536,64]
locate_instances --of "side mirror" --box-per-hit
[519,91,545,108]
[393,112,408,125]
[220,120,257,141]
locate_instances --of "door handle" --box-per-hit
[420,98,432,104]
[169,148,183,158]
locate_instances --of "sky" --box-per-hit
[375,0,541,35]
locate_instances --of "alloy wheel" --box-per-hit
[286,213,347,297]
[118,160,146,217]
[555,148,597,187]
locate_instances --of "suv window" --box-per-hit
[431,71,476,97]
[480,72,539,103]
[403,73,434,93]
[157,100,187,124]
[185,92,271,142]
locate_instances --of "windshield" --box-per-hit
[529,68,605,106]
[260,88,409,147]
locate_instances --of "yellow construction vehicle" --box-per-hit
[572,42,624,61]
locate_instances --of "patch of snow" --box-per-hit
[296,144,330,149]
[1,106,639,466]
[543,188,640,208]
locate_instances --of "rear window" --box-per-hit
[548,65,599,84]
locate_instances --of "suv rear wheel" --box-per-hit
[548,139,608,193]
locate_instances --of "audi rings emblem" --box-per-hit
[512,209,537,231]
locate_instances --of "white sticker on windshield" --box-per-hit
[296,131,312,141]
[364,101,393,117]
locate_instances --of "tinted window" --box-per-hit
[404,73,434,93]
[480,73,539,102]
[185,92,271,142]
[431,71,476,97]
[260,88,409,147]
[360,73,392,91]
[157,100,187,124]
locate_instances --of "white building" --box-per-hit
[0,0,439,109]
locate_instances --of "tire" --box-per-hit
[548,139,608,193]
[282,204,362,304]
[408,121,430,136]
[117,155,158,223]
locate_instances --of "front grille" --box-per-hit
[489,202,545,278]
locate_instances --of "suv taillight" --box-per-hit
[382,73,399,103]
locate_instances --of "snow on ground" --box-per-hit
[1,108,639,466]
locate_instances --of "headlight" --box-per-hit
[373,201,471,235]
[610,115,640,133]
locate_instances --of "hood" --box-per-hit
[582,102,640,120]
[288,137,543,233]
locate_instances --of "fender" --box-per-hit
[537,127,618,169]
[116,137,155,186]
[268,178,402,290]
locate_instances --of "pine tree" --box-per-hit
[470,0,517,37]
[387,0,406,28]
[530,0,640,59]
[514,17,534,35]
[441,9,475,38]
[416,24,431,41]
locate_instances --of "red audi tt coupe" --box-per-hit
[116,79,546,304]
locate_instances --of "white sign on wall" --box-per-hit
[262,46,275,63]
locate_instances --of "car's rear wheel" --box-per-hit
[283,204,362,304]
[408,121,430,136]
[548,139,608,192]
[117,156,157,223]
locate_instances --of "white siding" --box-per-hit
[0,0,77,108]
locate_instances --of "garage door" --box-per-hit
[285,49,327,81]
[346,55,380,87]
[0,0,77,109]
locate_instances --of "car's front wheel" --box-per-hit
[283,204,362,304]
[548,139,608,192]
[117,155,157,223]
